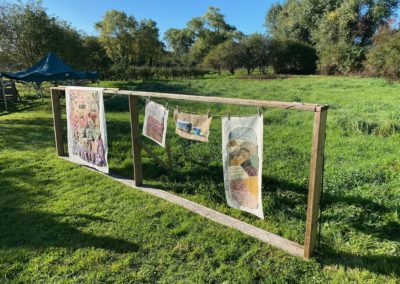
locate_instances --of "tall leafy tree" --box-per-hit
[165,6,239,65]
[95,10,137,66]
[164,28,195,63]
[95,10,164,66]
[265,0,339,43]
[0,0,85,70]
[364,24,400,79]
[313,0,398,73]
[82,36,111,74]
[265,0,399,73]
[134,19,164,66]
[239,34,271,74]
[202,39,242,74]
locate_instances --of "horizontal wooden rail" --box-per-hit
[51,87,328,112]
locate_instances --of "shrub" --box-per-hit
[317,41,365,75]
[269,39,317,74]
[104,65,208,80]
[364,26,400,80]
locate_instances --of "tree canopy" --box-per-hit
[164,6,240,65]
[0,0,85,70]
[265,0,399,73]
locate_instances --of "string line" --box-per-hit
[139,96,300,117]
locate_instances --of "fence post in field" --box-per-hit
[129,96,143,186]
[304,107,328,259]
[51,88,64,156]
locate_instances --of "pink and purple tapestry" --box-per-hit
[66,87,108,173]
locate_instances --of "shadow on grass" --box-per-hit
[0,207,139,253]
[0,100,44,116]
[0,162,139,254]
[319,245,400,277]
[0,118,55,150]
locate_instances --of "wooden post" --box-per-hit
[51,89,64,156]
[129,96,143,186]
[1,78,7,111]
[304,108,328,259]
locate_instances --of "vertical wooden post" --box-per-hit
[129,96,143,186]
[1,78,7,111]
[304,108,328,259]
[51,89,65,156]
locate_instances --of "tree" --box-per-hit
[202,39,242,74]
[134,19,164,66]
[312,0,398,73]
[364,24,400,79]
[95,10,137,66]
[164,28,195,61]
[269,39,317,74]
[165,6,239,65]
[265,0,399,74]
[81,36,111,75]
[95,10,164,67]
[265,0,338,43]
[0,0,85,70]
[239,34,270,75]
[202,46,223,74]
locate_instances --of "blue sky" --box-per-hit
[39,0,279,38]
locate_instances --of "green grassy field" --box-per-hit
[0,75,399,282]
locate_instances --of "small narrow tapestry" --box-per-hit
[173,109,212,142]
[66,87,108,173]
[222,115,264,219]
[143,100,169,147]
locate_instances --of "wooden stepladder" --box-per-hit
[50,87,328,259]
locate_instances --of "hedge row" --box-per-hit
[103,66,209,80]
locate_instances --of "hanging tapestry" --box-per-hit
[173,109,212,142]
[143,100,169,147]
[222,115,264,219]
[66,87,108,173]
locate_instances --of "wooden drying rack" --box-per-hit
[50,86,328,259]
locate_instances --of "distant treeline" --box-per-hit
[0,1,399,80]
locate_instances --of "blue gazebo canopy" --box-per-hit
[0,52,99,83]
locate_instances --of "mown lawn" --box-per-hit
[0,75,399,282]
